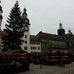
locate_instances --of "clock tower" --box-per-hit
[21,8,30,52]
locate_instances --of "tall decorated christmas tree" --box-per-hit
[2,1,24,51]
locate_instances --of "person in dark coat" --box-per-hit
[10,61,17,73]
[59,56,65,67]
[40,56,43,68]
[0,61,3,74]
[2,61,11,74]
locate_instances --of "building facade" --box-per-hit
[37,31,74,53]
[30,35,41,53]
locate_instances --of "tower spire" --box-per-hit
[22,8,27,18]
[22,8,30,25]
[59,20,63,29]
[16,0,18,3]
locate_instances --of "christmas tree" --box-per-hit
[2,1,24,51]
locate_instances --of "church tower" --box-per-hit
[0,1,3,30]
[58,22,65,36]
[21,8,30,52]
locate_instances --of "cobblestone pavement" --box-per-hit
[16,62,74,74]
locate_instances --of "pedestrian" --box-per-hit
[40,56,43,68]
[59,56,65,67]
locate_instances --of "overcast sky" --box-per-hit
[1,0,74,35]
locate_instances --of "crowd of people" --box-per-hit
[0,58,30,74]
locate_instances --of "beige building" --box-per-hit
[37,31,74,53]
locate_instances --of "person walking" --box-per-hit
[59,56,65,67]
[40,56,43,68]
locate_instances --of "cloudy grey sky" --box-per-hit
[1,0,74,35]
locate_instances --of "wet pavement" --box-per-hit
[16,62,74,74]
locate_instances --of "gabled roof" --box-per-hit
[37,31,58,40]
[30,35,39,41]
[37,31,74,42]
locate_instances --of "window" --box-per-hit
[38,47,40,50]
[25,41,27,44]
[35,47,36,49]
[25,35,27,38]
[33,47,34,49]
[31,47,32,50]
[24,47,27,50]
[31,46,36,50]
